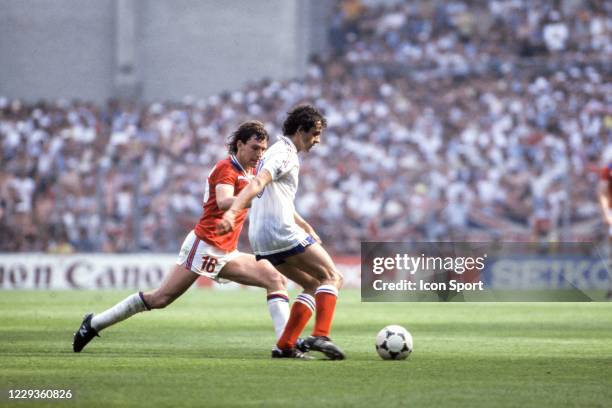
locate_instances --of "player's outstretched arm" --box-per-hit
[216,170,273,235]
[294,211,321,243]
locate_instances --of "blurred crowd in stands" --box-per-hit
[1,0,610,254]
[331,0,610,67]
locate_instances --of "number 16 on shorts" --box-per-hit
[201,256,217,273]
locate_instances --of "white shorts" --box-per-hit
[249,223,311,256]
[176,230,242,284]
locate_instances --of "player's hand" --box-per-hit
[216,211,236,235]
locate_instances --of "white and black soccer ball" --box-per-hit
[375,325,413,360]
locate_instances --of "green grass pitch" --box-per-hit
[1,289,611,407]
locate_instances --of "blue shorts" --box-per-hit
[255,236,316,266]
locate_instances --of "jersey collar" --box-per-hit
[230,154,248,176]
[279,135,298,154]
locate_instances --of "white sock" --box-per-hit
[266,291,290,340]
[91,292,150,332]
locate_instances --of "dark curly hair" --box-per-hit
[228,120,269,154]
[282,105,327,136]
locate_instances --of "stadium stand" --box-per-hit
[1,0,610,254]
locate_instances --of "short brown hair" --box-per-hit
[227,121,268,154]
[282,105,327,136]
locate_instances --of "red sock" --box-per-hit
[312,285,338,337]
[276,293,314,350]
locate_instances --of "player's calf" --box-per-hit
[142,291,176,309]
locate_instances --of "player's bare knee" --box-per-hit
[318,267,343,289]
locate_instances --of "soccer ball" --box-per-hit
[375,325,413,360]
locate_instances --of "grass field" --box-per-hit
[1,289,611,407]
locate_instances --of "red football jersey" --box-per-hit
[194,156,254,251]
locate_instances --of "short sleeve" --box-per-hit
[210,162,236,186]
[260,149,296,181]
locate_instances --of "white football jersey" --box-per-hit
[248,136,309,255]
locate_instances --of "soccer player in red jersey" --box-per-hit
[73,121,290,352]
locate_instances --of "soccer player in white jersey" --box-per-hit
[217,105,345,359]
[72,121,291,352]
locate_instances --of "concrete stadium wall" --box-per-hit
[139,0,302,101]
[0,0,115,102]
[0,0,323,103]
